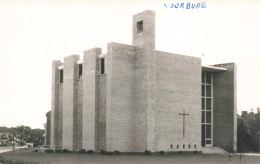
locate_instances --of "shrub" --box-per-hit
[33,149,38,153]
[55,149,62,153]
[78,149,86,154]
[193,150,198,154]
[178,151,183,154]
[62,149,69,153]
[114,150,120,155]
[159,151,165,155]
[86,150,94,154]
[144,149,151,155]
[100,150,106,154]
[45,149,54,153]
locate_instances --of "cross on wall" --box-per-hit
[179,110,189,138]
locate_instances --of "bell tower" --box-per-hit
[132,10,156,151]
[132,10,155,50]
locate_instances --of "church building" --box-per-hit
[49,10,237,153]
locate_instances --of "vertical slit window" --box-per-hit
[206,73,211,84]
[206,85,211,97]
[101,58,105,74]
[206,98,211,110]
[202,98,205,110]
[202,84,205,97]
[206,112,211,123]
[201,124,205,146]
[79,64,82,79]
[59,70,63,84]
[202,72,205,83]
[206,125,211,138]
[202,111,205,123]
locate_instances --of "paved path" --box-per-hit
[242,153,260,156]
[0,146,24,154]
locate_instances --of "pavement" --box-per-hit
[0,146,25,154]
[242,153,260,156]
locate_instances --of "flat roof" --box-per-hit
[202,65,228,72]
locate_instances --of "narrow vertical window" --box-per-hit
[59,70,63,84]
[137,21,143,34]
[101,58,105,74]
[79,64,83,79]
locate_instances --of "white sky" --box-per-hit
[0,0,259,129]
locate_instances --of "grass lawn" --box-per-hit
[0,149,260,164]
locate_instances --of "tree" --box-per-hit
[238,110,260,152]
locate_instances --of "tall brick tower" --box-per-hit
[132,10,156,151]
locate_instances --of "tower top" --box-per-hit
[132,10,155,50]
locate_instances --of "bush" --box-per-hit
[86,150,94,154]
[78,149,87,154]
[193,150,198,154]
[55,149,62,153]
[114,150,120,155]
[45,149,54,153]
[100,150,106,154]
[33,149,38,153]
[159,151,165,155]
[106,151,113,155]
[144,149,151,155]
[178,151,183,154]
[62,149,69,153]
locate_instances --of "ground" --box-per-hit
[0,149,260,164]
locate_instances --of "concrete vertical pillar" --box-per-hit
[213,63,237,152]
[132,10,156,151]
[51,60,61,146]
[62,55,79,150]
[82,48,101,151]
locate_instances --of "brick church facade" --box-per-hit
[46,10,237,153]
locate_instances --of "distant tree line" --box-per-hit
[237,109,260,152]
[0,125,44,147]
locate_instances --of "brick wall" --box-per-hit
[57,84,63,146]
[155,51,201,152]
[106,42,136,152]
[98,75,107,150]
[46,111,51,145]
[51,61,62,146]
[82,48,101,151]
[74,79,83,150]
[62,55,79,150]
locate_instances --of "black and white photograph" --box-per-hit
[0,0,259,163]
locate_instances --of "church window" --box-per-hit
[59,70,63,84]
[137,21,143,34]
[188,144,191,148]
[201,71,213,147]
[78,64,83,79]
[183,144,185,149]
[194,144,196,149]
[101,58,105,74]
[206,112,211,123]
[202,111,205,123]
[171,144,173,148]
[177,145,179,148]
